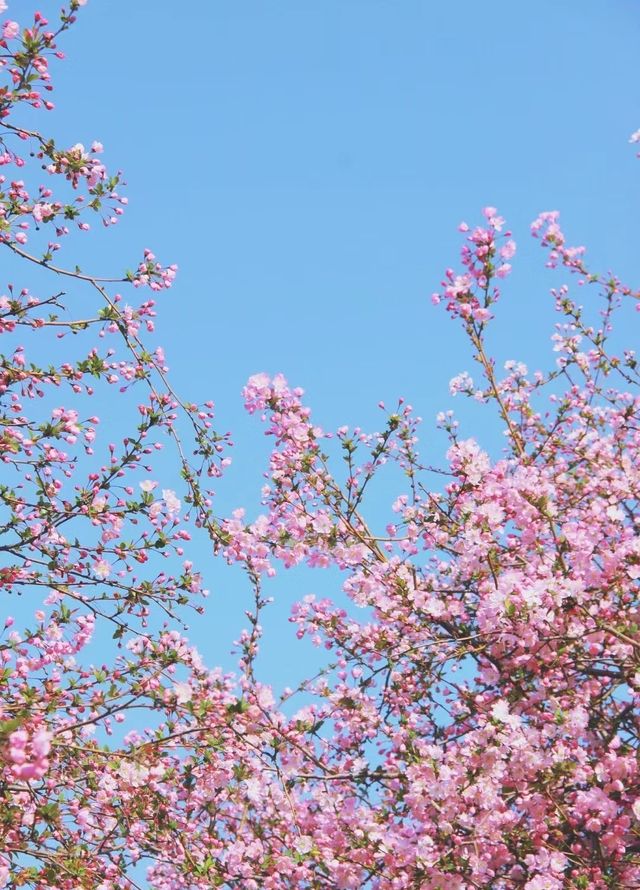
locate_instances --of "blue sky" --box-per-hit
[51,0,639,433]
[14,0,640,687]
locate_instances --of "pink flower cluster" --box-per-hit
[132,248,178,290]
[530,210,587,270]
[432,206,515,323]
[6,726,52,781]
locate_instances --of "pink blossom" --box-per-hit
[93,559,111,579]
[2,20,18,40]
[173,681,192,704]
[32,202,53,222]
[162,488,181,515]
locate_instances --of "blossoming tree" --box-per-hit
[1,3,640,889]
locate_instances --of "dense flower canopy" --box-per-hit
[1,4,640,889]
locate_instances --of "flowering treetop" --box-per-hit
[1,4,640,890]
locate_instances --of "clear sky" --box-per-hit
[22,0,640,687]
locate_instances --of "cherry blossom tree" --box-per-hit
[2,4,640,889]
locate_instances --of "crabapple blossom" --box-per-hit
[1,6,640,890]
